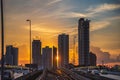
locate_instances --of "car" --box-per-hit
[91,70,100,75]
[100,69,108,74]
[22,69,30,75]
[3,70,14,80]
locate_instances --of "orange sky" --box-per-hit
[0,0,120,65]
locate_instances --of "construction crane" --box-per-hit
[73,36,76,65]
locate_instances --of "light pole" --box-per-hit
[26,19,32,68]
[1,0,5,79]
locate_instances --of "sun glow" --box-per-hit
[56,56,59,61]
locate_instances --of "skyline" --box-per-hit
[0,0,120,65]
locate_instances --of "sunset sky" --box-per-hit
[0,0,120,65]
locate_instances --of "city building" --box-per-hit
[42,46,52,69]
[12,47,18,65]
[90,52,97,66]
[32,40,42,67]
[53,46,57,69]
[58,33,69,68]
[116,54,120,61]
[5,45,18,65]
[78,18,90,66]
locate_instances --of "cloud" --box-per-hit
[47,0,62,6]
[90,21,110,31]
[90,46,116,64]
[32,26,60,34]
[106,16,120,21]
[90,15,120,32]
[61,12,87,18]
[87,3,120,14]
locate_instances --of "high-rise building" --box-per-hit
[32,40,42,66]
[42,46,52,69]
[13,47,18,65]
[58,34,69,68]
[5,45,18,65]
[90,52,97,66]
[78,18,90,66]
[53,46,57,69]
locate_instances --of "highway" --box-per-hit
[100,74,120,80]
[72,68,120,80]
[1,68,120,80]
[0,73,23,80]
[0,69,29,80]
[36,68,90,80]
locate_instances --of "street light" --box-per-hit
[1,0,5,79]
[26,19,32,68]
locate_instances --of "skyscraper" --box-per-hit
[58,33,69,68]
[53,46,57,69]
[42,46,52,69]
[78,18,90,66]
[5,45,18,65]
[32,40,42,66]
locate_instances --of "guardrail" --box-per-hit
[74,70,115,80]
[39,69,47,80]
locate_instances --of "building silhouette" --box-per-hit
[53,46,57,69]
[5,45,18,65]
[90,52,97,66]
[42,46,52,69]
[78,18,90,66]
[117,54,120,61]
[32,40,42,67]
[58,33,69,68]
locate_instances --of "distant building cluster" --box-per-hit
[4,18,97,68]
[32,33,69,69]
[32,40,58,70]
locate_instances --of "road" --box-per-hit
[100,74,120,80]
[14,73,23,79]
[0,73,23,80]
[0,69,29,80]
[36,68,90,80]
[73,68,120,80]
[36,69,71,80]
[1,68,120,80]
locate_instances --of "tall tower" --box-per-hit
[32,40,42,66]
[58,33,69,68]
[78,18,90,66]
[42,46,52,69]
